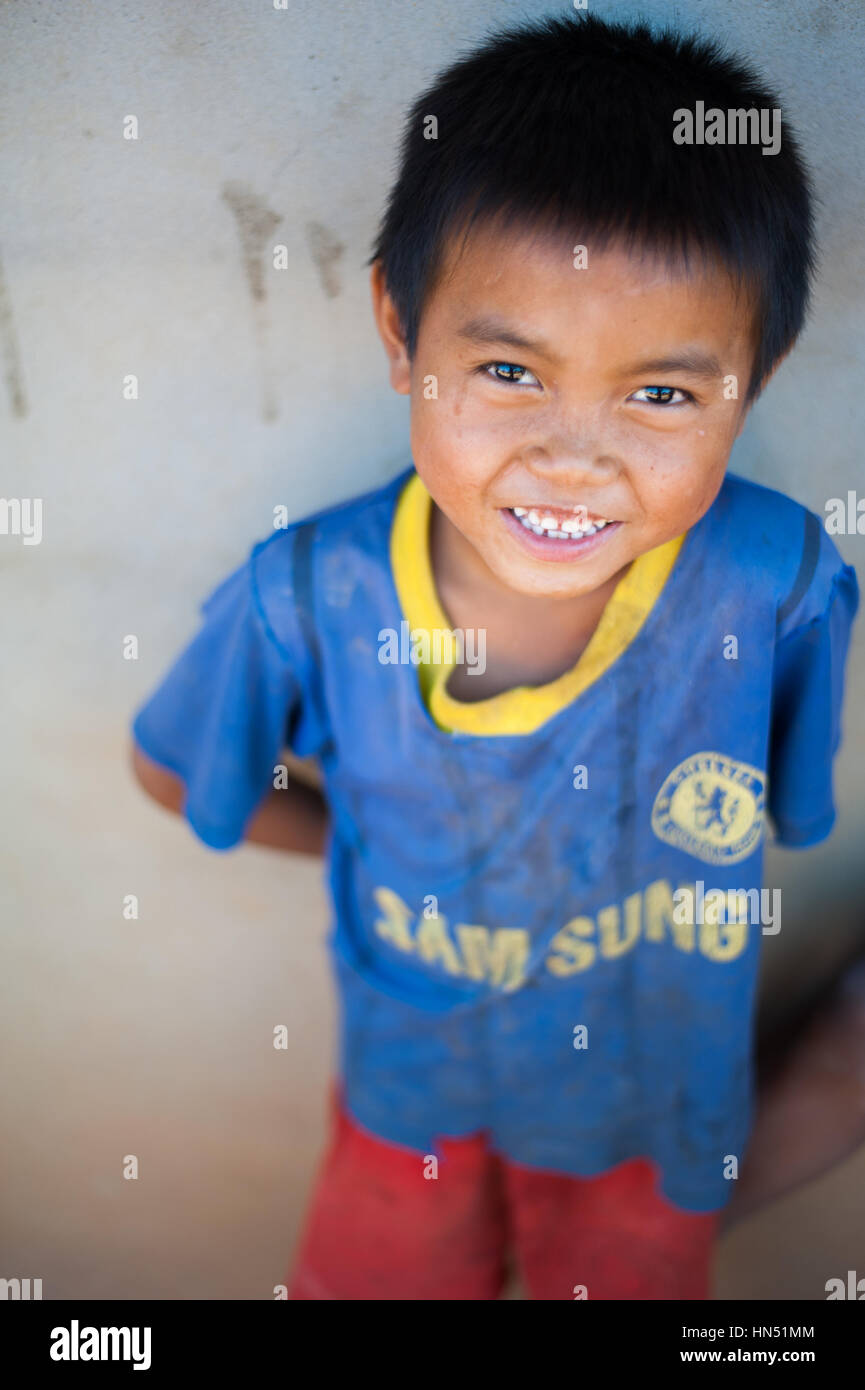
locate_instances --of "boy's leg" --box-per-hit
[287,1082,510,1300]
[504,1155,719,1301]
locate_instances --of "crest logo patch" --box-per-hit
[651,752,766,865]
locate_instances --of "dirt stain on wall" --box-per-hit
[0,249,28,418]
[222,181,284,422]
[305,221,344,299]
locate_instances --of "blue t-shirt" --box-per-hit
[131,465,859,1212]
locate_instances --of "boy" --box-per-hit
[131,14,860,1299]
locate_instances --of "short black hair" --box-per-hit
[368,13,815,401]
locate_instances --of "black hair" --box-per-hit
[367,12,815,400]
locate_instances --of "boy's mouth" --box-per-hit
[499,505,623,560]
[508,505,616,538]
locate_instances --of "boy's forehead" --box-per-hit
[427,218,755,360]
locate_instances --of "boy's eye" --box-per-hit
[477,361,541,388]
[631,385,692,406]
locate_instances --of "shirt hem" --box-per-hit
[771,810,836,848]
[131,721,243,851]
[338,1090,732,1215]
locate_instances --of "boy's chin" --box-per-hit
[484,552,627,601]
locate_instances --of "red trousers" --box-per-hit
[288,1084,719,1300]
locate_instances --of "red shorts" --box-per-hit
[287,1082,720,1300]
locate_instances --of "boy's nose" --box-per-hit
[517,401,621,477]
[521,445,622,490]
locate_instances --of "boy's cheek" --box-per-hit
[411,408,498,500]
[635,452,729,536]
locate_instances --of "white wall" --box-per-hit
[1,0,863,1299]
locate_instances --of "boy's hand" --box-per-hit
[130,743,328,856]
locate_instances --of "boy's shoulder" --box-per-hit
[707,471,857,639]
[254,464,410,563]
[239,465,411,649]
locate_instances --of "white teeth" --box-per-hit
[510,506,616,541]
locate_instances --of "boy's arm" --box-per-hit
[130,743,328,856]
[129,528,333,855]
[721,957,865,1231]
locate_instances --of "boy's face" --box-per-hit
[371,220,759,600]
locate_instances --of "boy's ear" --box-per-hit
[370,260,412,395]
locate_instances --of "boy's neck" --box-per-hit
[429,500,630,700]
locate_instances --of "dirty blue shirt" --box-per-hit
[131,465,859,1211]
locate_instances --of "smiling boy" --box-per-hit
[376,224,755,700]
[130,15,859,1299]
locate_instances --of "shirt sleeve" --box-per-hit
[131,527,323,851]
[768,522,859,848]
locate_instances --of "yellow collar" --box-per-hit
[390,470,684,736]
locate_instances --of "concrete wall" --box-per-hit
[1,0,863,1299]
